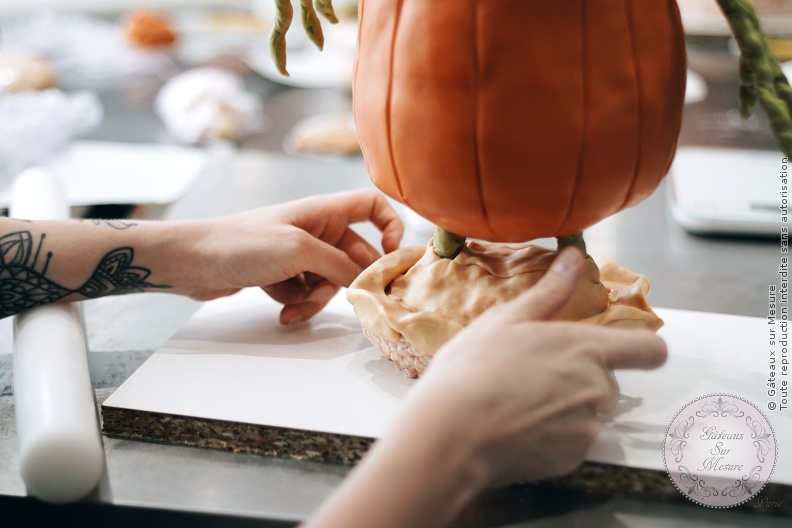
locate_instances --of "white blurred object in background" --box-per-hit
[155,67,263,145]
[685,69,708,105]
[0,89,103,190]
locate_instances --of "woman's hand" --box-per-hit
[0,188,402,321]
[186,189,404,324]
[301,248,667,528]
[410,247,667,486]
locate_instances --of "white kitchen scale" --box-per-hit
[667,146,788,237]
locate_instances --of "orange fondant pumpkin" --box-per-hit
[352,0,687,242]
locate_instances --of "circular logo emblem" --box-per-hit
[663,393,777,508]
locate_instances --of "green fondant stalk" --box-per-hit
[270,0,339,77]
[300,0,325,51]
[738,54,757,119]
[315,0,339,24]
[433,227,466,259]
[270,0,294,76]
[556,232,587,256]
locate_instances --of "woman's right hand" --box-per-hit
[406,247,668,486]
[301,248,668,528]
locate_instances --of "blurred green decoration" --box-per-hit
[270,0,339,77]
[717,0,792,159]
[269,0,792,259]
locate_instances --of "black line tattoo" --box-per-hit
[32,233,44,270]
[77,219,139,230]
[0,230,171,319]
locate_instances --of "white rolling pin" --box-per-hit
[10,167,105,504]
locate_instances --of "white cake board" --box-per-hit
[102,287,792,486]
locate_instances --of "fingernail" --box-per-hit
[286,313,304,325]
[550,248,580,275]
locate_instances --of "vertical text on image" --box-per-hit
[769,157,790,412]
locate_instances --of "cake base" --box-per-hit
[347,241,664,378]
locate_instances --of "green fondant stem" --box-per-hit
[556,232,587,256]
[738,54,757,119]
[269,0,339,77]
[270,0,294,76]
[433,227,466,259]
[300,0,325,50]
[315,0,339,23]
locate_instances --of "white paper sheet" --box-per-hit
[0,141,209,210]
[103,288,792,485]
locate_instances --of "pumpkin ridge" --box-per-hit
[385,0,406,201]
[619,0,645,212]
[471,0,489,235]
[351,0,364,155]
[352,1,364,91]
[654,1,687,190]
[556,1,589,235]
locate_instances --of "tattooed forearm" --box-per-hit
[0,230,170,319]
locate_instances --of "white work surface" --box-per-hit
[0,141,209,214]
[102,286,792,486]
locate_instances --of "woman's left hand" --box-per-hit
[186,189,404,324]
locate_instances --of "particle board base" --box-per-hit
[100,405,792,517]
[100,405,374,464]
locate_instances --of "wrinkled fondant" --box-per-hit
[347,240,662,377]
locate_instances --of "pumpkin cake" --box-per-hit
[269,0,787,376]
[351,1,687,244]
[347,241,662,378]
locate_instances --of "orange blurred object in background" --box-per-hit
[125,10,178,49]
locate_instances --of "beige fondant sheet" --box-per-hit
[102,287,792,486]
